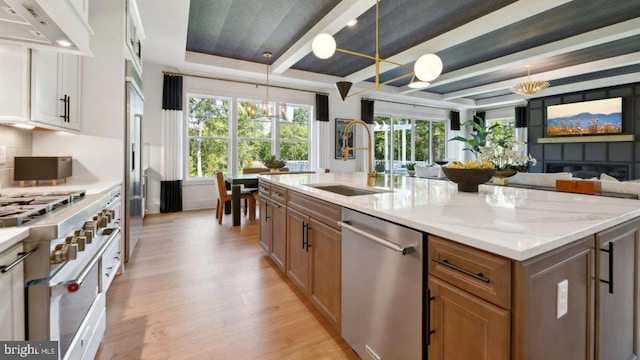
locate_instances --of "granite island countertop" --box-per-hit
[258,172,640,261]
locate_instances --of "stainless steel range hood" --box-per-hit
[0,0,92,55]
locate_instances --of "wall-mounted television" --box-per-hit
[546,97,622,136]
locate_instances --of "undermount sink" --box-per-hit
[306,184,391,196]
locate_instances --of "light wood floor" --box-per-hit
[95,210,359,360]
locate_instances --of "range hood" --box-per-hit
[0,0,92,55]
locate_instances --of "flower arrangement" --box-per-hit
[477,135,536,171]
[448,116,536,172]
[261,154,286,169]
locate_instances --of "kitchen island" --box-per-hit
[258,171,640,359]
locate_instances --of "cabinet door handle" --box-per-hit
[305,223,311,252]
[1,247,38,274]
[66,95,71,122]
[426,289,436,345]
[302,222,307,250]
[431,258,490,283]
[264,202,269,221]
[59,94,68,120]
[600,242,614,294]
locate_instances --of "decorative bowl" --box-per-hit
[442,167,496,192]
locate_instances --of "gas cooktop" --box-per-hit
[0,190,86,227]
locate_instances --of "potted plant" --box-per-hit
[261,154,286,171]
[448,115,497,158]
[375,162,386,174]
[406,162,416,176]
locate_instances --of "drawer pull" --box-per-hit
[1,247,38,274]
[599,242,614,294]
[432,258,490,283]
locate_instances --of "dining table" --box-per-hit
[224,173,260,226]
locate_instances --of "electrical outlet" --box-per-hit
[0,146,6,165]
[557,279,568,319]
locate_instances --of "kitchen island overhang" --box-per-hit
[257,171,640,261]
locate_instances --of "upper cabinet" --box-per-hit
[0,45,30,122]
[31,49,82,131]
[125,0,145,74]
[1,0,93,55]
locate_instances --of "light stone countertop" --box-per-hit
[0,228,29,253]
[259,172,640,261]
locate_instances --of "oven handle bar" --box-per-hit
[1,247,38,274]
[51,228,121,296]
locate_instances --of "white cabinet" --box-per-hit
[125,0,144,74]
[31,49,81,131]
[69,0,90,24]
[0,45,30,122]
[0,242,26,341]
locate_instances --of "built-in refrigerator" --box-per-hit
[124,60,144,263]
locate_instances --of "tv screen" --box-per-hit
[546,97,622,136]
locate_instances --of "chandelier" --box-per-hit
[311,0,443,100]
[247,51,287,118]
[510,65,550,97]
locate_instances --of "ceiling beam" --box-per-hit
[418,18,640,91]
[441,52,640,100]
[271,0,375,74]
[345,0,573,84]
[476,72,640,109]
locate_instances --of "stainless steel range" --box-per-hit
[8,186,122,360]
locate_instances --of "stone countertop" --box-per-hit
[0,228,29,253]
[259,172,640,261]
[1,180,121,196]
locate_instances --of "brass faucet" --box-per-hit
[342,119,377,187]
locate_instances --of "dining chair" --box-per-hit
[215,171,256,224]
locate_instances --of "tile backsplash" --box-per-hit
[0,125,32,189]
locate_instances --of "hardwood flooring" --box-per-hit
[96,210,359,360]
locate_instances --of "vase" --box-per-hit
[495,170,517,178]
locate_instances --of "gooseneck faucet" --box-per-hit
[342,119,377,187]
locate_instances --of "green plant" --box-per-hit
[261,154,286,169]
[406,162,416,170]
[375,162,386,173]
[448,115,498,158]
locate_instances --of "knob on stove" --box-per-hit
[83,220,97,235]
[75,229,93,244]
[50,244,78,264]
[65,236,86,251]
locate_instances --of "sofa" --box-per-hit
[509,171,640,198]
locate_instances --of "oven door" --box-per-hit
[27,228,120,360]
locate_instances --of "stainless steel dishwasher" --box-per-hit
[340,208,424,360]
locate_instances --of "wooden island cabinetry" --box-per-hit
[428,218,639,359]
[258,179,342,329]
[258,182,287,272]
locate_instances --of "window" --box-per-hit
[237,99,273,170]
[374,115,446,172]
[279,103,310,171]
[187,95,230,178]
[487,118,515,145]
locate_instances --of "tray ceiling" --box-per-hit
[145,0,640,109]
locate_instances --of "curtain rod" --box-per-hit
[162,70,329,96]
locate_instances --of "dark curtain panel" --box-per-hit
[162,74,183,111]
[160,180,183,213]
[474,111,486,127]
[515,107,528,128]
[361,99,374,124]
[315,94,329,122]
[450,111,460,130]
